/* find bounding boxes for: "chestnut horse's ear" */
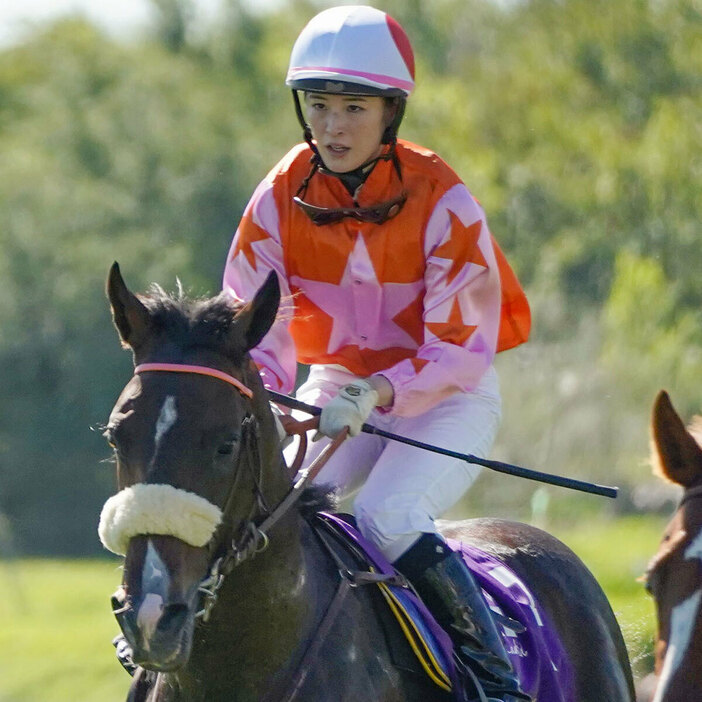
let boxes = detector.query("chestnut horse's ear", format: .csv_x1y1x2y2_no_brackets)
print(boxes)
232,270,280,354
651,390,702,488
106,262,152,350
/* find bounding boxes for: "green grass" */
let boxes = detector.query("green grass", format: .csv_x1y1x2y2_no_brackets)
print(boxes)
0,514,665,700
548,513,666,679
0,558,129,702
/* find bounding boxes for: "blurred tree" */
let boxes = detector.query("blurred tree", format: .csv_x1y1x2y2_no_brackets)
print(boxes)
152,0,194,53
0,0,698,553
602,251,702,416
0,15,295,554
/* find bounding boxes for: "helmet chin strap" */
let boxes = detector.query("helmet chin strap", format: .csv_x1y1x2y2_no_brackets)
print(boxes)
292,90,319,157
320,159,379,198
382,97,405,144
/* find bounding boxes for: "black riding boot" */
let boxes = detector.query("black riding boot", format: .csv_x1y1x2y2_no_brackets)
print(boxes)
395,534,531,702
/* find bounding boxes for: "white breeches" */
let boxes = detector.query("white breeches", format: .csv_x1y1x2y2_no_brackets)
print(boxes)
284,364,502,563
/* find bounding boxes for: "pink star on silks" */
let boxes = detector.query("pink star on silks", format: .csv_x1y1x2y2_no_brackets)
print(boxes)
290,236,424,355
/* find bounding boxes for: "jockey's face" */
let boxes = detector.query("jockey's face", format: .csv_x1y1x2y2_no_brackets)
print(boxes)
304,92,387,173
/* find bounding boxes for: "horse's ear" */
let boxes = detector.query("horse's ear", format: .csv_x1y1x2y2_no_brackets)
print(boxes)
651,390,702,488
232,271,280,353
106,262,152,350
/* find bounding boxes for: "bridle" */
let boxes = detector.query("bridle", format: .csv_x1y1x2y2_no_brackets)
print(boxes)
133,361,344,622
127,361,410,701
644,483,702,595
679,483,702,508
645,485,702,700
135,363,254,398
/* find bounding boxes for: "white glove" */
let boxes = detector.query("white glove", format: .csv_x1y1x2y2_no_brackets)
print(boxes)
318,379,379,439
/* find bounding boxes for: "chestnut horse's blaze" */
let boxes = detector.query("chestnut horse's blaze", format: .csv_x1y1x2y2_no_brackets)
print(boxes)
100,263,635,702
644,391,702,702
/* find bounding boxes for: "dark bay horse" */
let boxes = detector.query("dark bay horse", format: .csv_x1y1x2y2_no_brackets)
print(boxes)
100,262,634,701
641,391,702,702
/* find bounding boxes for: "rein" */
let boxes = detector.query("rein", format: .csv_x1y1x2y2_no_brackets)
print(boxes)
197,419,348,622
680,484,702,507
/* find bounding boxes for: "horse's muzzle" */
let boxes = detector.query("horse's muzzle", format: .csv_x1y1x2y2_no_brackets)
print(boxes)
112,587,196,672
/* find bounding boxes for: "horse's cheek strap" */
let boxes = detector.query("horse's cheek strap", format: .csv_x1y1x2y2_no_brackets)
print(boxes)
98,484,223,556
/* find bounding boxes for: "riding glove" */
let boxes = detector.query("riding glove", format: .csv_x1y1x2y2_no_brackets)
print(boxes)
318,379,379,439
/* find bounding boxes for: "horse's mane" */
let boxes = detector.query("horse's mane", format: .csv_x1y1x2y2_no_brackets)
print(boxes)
298,485,338,519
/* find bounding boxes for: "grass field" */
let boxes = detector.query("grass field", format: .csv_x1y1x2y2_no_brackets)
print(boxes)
0,514,665,701
548,514,664,679
0,557,129,702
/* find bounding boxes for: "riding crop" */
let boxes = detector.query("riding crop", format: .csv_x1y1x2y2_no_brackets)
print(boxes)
268,390,618,499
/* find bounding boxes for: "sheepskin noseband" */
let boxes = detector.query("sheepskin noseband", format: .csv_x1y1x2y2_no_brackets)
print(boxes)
99,483,223,556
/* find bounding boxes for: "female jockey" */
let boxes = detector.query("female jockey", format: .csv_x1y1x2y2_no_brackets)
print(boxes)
223,6,531,701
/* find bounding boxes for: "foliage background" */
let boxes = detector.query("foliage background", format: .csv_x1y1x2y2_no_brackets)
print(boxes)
0,0,698,692
0,0,698,556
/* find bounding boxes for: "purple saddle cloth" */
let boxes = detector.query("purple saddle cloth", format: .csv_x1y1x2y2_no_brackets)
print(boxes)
320,514,574,701
447,539,575,701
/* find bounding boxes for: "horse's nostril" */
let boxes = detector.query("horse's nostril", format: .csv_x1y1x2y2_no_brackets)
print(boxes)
157,603,189,634
111,588,130,615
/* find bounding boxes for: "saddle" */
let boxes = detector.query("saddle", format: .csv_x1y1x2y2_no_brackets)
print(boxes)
313,512,575,702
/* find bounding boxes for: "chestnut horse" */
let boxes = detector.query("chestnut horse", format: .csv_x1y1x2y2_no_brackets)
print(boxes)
100,263,635,701
642,391,702,702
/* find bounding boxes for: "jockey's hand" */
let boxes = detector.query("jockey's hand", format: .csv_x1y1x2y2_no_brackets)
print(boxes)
318,379,379,439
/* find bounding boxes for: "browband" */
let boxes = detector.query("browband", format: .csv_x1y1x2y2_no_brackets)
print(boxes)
134,363,253,398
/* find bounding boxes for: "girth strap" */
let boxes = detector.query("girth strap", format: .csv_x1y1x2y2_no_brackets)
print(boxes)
274,516,408,701
275,577,354,702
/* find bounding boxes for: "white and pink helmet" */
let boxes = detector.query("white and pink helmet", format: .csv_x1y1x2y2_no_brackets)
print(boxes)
286,6,415,147
286,5,415,98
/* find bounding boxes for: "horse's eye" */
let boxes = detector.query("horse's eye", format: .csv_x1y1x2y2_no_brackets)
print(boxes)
216,436,239,456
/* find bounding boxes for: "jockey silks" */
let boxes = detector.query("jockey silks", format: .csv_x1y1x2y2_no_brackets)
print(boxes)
223,139,529,418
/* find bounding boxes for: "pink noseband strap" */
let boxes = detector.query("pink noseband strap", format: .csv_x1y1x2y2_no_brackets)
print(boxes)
134,363,253,398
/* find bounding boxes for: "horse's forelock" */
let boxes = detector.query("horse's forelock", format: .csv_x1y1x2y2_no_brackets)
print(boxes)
138,288,294,356
139,288,245,351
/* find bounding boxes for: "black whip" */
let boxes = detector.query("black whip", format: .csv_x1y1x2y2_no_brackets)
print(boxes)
268,390,618,499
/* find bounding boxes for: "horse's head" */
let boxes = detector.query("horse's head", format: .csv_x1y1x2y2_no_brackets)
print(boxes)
645,390,702,701
99,263,284,671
